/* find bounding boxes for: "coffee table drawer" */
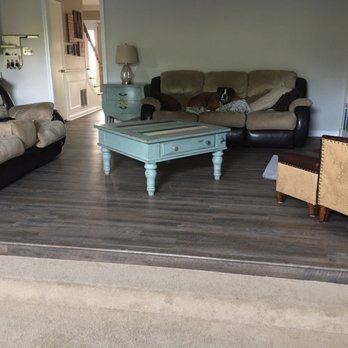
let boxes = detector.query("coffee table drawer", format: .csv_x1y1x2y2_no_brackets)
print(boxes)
161,135,216,157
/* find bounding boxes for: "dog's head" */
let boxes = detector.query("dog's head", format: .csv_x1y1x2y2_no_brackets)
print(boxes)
216,87,236,105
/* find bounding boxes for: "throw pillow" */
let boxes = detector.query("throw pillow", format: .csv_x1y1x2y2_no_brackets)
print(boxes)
273,88,300,111
249,86,291,112
153,93,181,111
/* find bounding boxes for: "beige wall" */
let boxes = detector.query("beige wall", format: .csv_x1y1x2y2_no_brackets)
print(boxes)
102,0,348,135
84,11,100,21
0,0,51,104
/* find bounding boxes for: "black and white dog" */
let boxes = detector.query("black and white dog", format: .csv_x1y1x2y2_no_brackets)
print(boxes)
216,87,236,105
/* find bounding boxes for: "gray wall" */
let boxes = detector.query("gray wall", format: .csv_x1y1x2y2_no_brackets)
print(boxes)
102,0,348,135
0,0,51,104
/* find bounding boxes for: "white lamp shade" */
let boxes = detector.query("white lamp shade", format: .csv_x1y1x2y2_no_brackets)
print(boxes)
116,44,138,64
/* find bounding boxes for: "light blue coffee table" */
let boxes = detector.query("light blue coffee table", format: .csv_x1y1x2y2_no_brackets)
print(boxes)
95,120,229,196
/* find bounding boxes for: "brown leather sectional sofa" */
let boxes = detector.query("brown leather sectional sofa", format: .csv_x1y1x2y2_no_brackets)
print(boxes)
141,70,312,148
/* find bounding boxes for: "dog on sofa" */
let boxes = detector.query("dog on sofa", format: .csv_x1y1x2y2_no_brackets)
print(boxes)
217,87,236,105
187,87,236,111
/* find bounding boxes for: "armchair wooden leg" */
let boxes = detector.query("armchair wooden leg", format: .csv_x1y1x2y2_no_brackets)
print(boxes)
307,203,319,217
319,206,330,222
276,191,286,204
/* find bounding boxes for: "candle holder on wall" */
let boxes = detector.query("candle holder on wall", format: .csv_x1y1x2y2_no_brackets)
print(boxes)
0,34,38,70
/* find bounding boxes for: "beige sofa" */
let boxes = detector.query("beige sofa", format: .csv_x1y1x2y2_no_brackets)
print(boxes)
0,102,66,189
141,70,312,148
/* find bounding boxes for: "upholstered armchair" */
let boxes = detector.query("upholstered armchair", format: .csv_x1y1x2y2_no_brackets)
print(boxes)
276,135,348,222
317,135,348,221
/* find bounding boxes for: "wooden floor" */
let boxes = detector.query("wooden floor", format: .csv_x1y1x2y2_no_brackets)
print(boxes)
0,111,347,283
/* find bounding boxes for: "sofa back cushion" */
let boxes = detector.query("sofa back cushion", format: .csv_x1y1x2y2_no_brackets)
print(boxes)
9,102,54,122
203,71,248,98
247,70,297,97
161,70,204,95
160,71,205,109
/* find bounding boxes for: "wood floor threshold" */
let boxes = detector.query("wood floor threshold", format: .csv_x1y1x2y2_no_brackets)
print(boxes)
1,242,347,285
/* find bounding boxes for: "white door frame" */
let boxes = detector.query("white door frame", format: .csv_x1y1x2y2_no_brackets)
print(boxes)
99,0,108,84
42,0,102,121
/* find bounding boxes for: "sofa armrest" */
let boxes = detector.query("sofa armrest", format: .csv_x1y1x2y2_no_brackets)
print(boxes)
289,98,312,112
293,106,311,147
142,97,161,111
141,97,161,120
141,104,155,120
52,109,65,123
289,98,312,147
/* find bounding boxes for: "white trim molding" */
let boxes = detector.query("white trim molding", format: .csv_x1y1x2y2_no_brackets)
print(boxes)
309,130,339,137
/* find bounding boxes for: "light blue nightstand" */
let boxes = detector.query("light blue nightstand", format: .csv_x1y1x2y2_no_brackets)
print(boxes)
102,84,145,122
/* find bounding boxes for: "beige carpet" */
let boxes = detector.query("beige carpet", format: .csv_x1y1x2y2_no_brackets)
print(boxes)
0,256,347,347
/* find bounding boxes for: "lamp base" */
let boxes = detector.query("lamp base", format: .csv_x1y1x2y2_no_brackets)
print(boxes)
120,63,133,85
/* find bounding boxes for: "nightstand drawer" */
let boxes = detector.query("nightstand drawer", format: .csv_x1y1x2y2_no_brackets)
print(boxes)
112,101,142,114
107,86,144,101
161,135,216,157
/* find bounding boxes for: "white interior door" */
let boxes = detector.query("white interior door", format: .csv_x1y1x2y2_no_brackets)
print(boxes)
46,0,68,119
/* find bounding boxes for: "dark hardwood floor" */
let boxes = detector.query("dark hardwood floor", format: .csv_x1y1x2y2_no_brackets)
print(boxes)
0,111,347,283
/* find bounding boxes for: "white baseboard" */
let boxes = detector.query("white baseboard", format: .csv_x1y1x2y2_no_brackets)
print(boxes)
308,130,339,137
67,106,102,121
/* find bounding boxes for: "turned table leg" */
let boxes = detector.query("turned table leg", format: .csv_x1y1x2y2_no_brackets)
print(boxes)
144,163,157,196
101,147,112,175
212,150,223,180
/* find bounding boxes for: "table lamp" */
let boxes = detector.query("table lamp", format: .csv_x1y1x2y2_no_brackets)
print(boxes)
116,44,138,84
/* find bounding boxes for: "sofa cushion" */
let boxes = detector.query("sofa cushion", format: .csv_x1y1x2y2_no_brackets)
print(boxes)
10,119,37,149
35,120,66,148
203,71,249,98
249,86,291,112
199,112,246,128
0,134,25,164
161,71,204,95
247,70,297,97
0,106,8,119
153,110,198,122
153,93,181,111
246,111,297,131
9,102,54,122
0,122,12,137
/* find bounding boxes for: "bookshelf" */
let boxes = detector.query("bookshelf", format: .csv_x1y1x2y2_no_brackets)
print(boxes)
65,10,85,57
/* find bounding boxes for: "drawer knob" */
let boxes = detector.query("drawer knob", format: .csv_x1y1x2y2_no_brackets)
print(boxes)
171,145,179,152
119,93,127,96
120,106,127,110
205,140,211,146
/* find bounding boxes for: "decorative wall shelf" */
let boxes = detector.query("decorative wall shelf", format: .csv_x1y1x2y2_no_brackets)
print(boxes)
0,34,38,70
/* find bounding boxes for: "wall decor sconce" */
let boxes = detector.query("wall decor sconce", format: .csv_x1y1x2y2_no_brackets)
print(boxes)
0,34,39,70
115,44,138,84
